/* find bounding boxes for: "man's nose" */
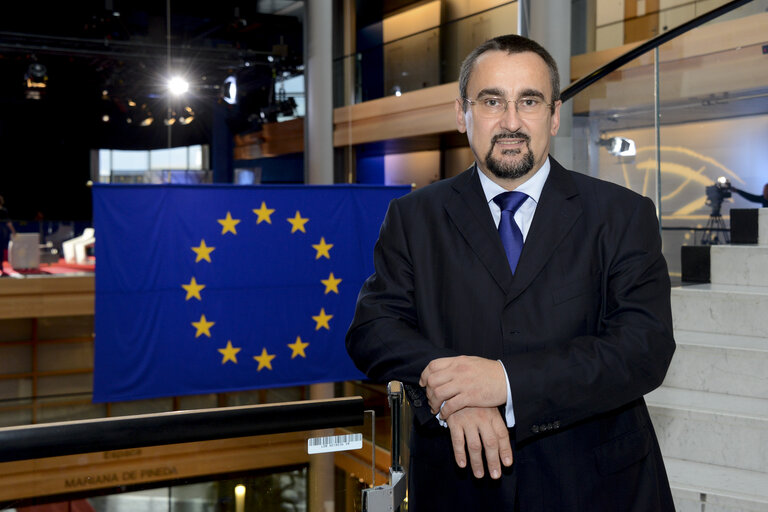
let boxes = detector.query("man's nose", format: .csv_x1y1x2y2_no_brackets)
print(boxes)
499,101,523,130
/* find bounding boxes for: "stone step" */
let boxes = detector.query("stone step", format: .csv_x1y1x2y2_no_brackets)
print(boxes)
646,387,768,473
671,283,768,337
665,457,768,512
664,330,768,399
711,245,768,287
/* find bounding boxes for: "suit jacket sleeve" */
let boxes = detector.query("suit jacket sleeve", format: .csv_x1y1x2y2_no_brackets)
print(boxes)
501,195,675,443
346,197,458,424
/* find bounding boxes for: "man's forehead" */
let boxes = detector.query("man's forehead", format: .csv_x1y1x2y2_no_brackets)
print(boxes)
467,50,550,95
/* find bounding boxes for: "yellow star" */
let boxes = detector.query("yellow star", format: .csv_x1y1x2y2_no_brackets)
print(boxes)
312,308,333,331
218,340,241,364
312,237,334,260
321,272,342,294
218,211,241,235
252,201,275,224
191,314,215,338
287,336,309,359
191,239,215,263
287,211,309,233
254,347,276,371
182,277,205,301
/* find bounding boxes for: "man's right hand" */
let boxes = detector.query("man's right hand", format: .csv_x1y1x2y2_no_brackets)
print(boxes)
445,406,513,479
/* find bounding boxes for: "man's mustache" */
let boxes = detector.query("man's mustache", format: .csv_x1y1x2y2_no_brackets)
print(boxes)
491,131,530,146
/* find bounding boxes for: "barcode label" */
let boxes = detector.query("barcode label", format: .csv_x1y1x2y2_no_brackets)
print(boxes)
307,433,363,454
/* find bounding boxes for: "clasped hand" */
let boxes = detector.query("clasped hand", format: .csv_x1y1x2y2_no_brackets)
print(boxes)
419,355,507,418
419,355,513,479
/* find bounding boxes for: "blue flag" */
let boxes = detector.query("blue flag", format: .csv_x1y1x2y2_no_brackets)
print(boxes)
92,184,408,402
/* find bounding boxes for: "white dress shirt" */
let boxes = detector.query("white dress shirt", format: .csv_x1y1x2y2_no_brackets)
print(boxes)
437,158,550,428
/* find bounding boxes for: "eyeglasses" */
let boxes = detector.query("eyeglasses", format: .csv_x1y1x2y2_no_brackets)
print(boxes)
463,96,553,119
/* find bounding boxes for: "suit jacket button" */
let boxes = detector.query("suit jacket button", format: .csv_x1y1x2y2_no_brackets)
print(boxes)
531,425,539,434
553,421,560,429
412,399,422,407
541,424,549,431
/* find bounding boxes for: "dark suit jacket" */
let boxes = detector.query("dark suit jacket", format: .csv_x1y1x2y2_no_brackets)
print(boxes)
346,158,676,511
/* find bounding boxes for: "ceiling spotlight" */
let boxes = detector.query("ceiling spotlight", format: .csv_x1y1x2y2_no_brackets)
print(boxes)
139,105,154,126
168,76,190,95
598,136,636,157
25,62,48,89
178,106,195,125
222,75,237,105
102,114,110,122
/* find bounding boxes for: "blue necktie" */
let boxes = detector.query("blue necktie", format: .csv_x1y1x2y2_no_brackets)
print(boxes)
493,191,528,274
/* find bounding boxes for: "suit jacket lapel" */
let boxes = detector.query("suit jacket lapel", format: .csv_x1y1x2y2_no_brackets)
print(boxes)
444,165,513,293
507,158,582,303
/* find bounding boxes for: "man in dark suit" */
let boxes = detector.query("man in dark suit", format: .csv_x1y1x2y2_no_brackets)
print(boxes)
346,34,675,511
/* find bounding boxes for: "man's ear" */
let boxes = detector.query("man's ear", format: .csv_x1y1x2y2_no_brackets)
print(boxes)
550,100,562,137
455,98,467,134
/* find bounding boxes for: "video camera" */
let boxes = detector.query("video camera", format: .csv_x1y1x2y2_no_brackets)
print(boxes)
705,177,731,216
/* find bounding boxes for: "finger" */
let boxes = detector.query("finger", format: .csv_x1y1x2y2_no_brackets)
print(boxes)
491,416,514,466
425,386,443,414
428,396,441,414
478,421,501,479
448,421,467,469
422,368,458,394
420,357,457,386
464,425,485,478
438,393,468,420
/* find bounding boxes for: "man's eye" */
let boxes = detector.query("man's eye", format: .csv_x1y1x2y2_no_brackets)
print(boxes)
483,98,502,108
520,98,540,107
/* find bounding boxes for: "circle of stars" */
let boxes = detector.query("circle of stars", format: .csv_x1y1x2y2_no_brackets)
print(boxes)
181,201,342,374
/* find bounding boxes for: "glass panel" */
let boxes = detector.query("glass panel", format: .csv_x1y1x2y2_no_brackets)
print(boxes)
99,149,112,181
570,56,659,186
571,0,768,281
188,145,204,170
277,74,305,121
340,1,518,106
588,0,767,52
441,2,519,84
656,3,768,275
150,147,189,171
111,150,148,172
0,401,378,512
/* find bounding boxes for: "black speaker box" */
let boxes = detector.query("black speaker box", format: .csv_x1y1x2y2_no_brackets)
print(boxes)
731,208,758,244
681,245,710,283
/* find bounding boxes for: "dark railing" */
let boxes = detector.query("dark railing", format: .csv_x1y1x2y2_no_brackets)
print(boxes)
0,396,364,463
561,0,753,102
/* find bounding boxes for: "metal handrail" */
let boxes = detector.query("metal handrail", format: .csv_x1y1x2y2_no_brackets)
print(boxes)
0,396,364,463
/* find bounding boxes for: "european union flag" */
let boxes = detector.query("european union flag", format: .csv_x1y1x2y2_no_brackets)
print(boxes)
93,184,408,402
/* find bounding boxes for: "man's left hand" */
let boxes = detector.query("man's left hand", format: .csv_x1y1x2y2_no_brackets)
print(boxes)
419,355,507,420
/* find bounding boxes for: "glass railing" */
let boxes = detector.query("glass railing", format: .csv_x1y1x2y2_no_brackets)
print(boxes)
0,393,410,511
588,0,758,52
565,0,768,281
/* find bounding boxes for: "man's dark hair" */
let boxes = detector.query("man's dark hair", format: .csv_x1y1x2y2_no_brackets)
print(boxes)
459,34,560,113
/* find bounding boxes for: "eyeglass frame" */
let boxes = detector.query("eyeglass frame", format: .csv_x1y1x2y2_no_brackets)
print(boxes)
461,95,556,118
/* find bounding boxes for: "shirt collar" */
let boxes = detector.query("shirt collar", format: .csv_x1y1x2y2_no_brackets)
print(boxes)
477,157,551,205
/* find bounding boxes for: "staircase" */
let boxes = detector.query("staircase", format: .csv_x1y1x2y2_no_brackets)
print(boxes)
647,209,768,511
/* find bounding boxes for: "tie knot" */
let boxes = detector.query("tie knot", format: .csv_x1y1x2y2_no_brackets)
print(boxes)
493,191,528,214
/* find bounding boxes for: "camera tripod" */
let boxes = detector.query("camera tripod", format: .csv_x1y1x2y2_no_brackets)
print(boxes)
699,212,730,245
